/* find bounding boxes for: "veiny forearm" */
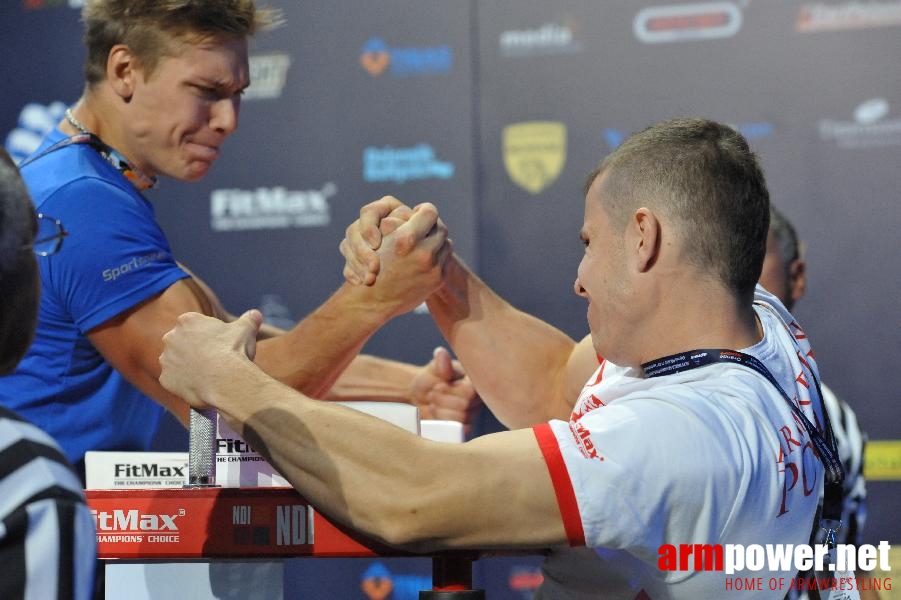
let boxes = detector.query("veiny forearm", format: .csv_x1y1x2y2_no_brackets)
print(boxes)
210,357,563,552
426,257,580,427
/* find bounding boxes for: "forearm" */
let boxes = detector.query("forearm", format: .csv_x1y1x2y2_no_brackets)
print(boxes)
253,283,393,398
426,256,581,427
208,356,562,551
324,354,420,402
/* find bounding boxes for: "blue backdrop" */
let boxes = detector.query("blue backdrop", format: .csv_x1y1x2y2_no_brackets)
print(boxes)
3,1,899,597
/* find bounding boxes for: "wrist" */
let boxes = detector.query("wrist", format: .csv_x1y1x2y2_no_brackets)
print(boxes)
427,254,468,317
199,354,263,419
336,281,402,325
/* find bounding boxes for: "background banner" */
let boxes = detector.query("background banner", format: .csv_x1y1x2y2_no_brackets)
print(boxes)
3,1,898,596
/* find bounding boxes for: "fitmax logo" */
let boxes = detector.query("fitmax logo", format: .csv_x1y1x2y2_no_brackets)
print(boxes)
114,464,185,478
218,438,255,454
359,38,453,78
91,509,184,532
210,184,336,231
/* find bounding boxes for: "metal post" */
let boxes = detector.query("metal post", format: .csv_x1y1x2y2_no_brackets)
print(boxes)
186,407,218,487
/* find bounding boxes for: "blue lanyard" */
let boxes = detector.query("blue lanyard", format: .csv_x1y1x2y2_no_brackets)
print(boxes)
642,348,844,524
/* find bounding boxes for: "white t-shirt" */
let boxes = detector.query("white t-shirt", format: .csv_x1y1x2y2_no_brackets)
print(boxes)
533,288,826,599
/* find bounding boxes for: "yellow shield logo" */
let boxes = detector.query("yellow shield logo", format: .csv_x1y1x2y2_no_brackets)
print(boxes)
503,121,567,194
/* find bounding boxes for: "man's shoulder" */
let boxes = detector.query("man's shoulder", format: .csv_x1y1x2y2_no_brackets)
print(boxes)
20,133,135,207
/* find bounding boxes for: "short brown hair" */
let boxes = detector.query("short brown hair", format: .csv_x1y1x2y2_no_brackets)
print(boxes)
82,0,282,85
585,118,770,302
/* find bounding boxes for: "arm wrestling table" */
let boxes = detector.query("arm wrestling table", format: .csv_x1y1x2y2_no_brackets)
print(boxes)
85,487,483,598
85,405,486,599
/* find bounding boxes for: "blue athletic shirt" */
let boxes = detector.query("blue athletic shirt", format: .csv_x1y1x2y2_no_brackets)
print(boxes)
0,128,189,471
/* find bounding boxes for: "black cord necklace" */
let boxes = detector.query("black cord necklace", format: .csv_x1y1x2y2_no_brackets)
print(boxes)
63,108,157,190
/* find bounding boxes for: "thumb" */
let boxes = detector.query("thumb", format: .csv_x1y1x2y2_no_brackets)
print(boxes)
432,346,454,381
236,309,263,361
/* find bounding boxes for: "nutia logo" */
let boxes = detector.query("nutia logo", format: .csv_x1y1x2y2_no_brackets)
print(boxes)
359,38,453,78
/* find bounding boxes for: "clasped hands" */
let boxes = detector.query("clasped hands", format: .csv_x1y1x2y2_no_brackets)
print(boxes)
339,196,453,316
159,197,478,424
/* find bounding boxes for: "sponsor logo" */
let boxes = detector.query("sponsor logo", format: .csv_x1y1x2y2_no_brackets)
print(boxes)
603,128,627,151
508,566,544,592
110,462,187,487
114,464,185,478
210,183,335,231
499,20,583,57
602,121,772,151
102,251,170,282
360,562,431,600
797,1,901,32
568,420,600,460
657,541,892,594
818,97,901,148
217,437,267,462
359,37,453,78
864,439,901,480
92,508,184,532
245,53,291,100
735,121,775,140
634,1,743,44
229,502,313,547
571,393,605,422
91,508,184,543
502,121,567,194
4,101,67,164
276,504,313,545
363,144,455,183
23,0,83,9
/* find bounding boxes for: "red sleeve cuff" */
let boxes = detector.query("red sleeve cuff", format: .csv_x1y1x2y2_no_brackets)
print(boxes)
533,423,586,546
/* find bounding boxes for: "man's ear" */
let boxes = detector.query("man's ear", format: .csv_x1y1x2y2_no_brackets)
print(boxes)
107,44,140,102
633,207,661,272
788,258,807,306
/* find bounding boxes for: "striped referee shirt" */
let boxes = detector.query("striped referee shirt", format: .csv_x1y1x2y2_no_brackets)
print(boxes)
0,406,95,600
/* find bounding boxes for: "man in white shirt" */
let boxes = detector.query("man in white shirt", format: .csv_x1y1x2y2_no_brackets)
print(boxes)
157,118,833,599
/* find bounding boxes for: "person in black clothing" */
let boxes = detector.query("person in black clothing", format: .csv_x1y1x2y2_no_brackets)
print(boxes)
0,148,95,599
